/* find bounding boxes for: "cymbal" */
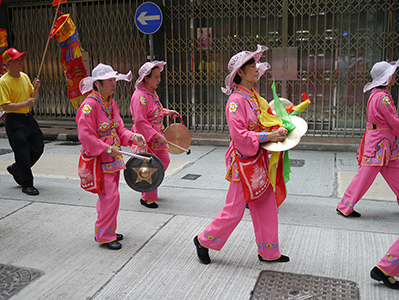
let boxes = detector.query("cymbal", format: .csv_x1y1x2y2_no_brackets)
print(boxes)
290,115,308,137
164,123,191,154
124,153,165,192
261,128,301,152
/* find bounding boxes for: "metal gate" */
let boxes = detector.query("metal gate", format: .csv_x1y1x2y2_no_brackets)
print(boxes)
4,0,399,137
164,0,399,137
6,0,147,119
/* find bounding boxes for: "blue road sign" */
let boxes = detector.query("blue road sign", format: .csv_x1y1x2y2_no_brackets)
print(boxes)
135,2,163,35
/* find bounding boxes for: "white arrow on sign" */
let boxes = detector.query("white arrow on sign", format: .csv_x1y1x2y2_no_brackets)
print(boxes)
137,11,161,25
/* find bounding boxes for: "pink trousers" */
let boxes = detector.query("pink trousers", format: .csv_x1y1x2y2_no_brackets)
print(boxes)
95,171,120,243
141,148,170,202
337,159,399,215
377,238,399,277
198,180,281,260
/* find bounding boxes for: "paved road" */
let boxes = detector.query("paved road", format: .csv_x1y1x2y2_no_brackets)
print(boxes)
0,138,398,299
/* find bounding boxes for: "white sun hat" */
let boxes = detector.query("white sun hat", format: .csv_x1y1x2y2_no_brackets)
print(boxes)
221,44,269,95
256,61,271,80
135,60,167,88
363,59,399,92
79,63,132,95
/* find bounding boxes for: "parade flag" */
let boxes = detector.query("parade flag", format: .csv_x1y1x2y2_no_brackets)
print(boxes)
0,29,7,75
52,0,67,6
268,80,297,206
50,14,88,113
290,93,311,116
271,80,296,133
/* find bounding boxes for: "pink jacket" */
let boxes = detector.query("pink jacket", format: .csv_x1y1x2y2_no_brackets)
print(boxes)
360,87,399,166
130,82,169,150
76,91,134,172
225,86,270,181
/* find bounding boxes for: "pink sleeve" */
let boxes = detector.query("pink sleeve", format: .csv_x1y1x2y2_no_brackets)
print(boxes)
76,100,109,157
375,94,399,136
226,96,260,157
130,92,159,142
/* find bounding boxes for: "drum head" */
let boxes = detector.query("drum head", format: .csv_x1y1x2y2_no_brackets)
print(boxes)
124,153,165,192
164,123,191,154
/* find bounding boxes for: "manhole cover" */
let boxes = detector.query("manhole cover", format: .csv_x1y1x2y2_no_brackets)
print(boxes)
0,149,13,156
182,174,201,180
290,159,305,167
0,264,43,300
250,270,359,300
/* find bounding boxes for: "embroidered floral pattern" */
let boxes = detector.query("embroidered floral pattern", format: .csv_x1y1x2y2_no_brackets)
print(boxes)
102,156,124,172
341,199,354,210
257,132,269,143
386,251,399,267
361,138,399,166
82,104,92,115
139,95,147,105
204,231,221,242
382,95,391,105
257,242,279,250
229,102,238,113
95,227,104,234
100,122,110,131
248,121,257,131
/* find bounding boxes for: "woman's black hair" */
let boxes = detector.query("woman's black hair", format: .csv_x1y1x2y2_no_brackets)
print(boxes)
233,58,256,84
92,80,103,91
146,66,160,79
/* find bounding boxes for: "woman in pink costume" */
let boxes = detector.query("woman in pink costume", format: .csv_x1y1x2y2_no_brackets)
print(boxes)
130,61,180,209
336,60,399,217
77,63,146,250
371,238,399,289
193,45,289,264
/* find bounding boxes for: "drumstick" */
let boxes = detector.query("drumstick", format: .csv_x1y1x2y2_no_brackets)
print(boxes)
166,140,191,155
120,151,153,162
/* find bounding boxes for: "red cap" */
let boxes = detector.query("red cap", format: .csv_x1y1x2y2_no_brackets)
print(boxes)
2,48,27,63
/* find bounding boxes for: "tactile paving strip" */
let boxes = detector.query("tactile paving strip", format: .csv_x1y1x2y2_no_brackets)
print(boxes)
0,264,43,300
250,270,359,300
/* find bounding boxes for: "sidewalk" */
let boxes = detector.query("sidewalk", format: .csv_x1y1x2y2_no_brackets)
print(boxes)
0,128,397,300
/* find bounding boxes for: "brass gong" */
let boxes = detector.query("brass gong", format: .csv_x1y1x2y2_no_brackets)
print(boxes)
164,123,191,154
124,153,165,192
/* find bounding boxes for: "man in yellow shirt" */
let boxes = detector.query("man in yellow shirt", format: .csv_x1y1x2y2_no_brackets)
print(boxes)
0,48,44,195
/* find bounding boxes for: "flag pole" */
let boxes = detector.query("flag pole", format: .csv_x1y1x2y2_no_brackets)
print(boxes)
36,0,62,79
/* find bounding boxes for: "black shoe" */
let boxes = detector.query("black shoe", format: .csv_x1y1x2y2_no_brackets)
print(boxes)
22,186,39,196
140,199,158,208
258,254,290,263
103,240,122,250
371,266,399,289
193,236,211,264
95,234,123,242
336,208,361,217
7,165,22,186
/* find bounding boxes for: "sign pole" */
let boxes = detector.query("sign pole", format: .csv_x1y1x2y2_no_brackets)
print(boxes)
135,2,163,61
149,34,154,61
